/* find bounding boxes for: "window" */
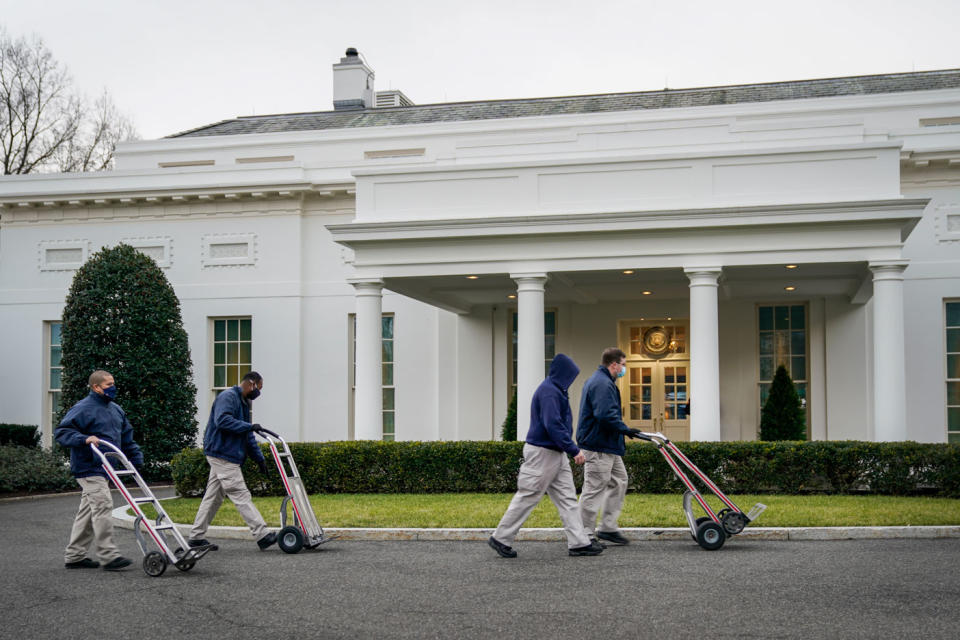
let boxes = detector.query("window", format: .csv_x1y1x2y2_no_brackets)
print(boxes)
947,302,960,443
758,304,808,422
47,322,63,435
212,318,252,395
350,313,396,441
509,310,557,394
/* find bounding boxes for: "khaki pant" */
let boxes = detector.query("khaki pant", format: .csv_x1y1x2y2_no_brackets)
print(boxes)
64,475,120,564
190,456,268,540
493,444,591,549
579,450,629,535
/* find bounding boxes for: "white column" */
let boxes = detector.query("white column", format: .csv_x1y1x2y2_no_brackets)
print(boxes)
352,279,383,440
870,262,908,441
512,273,548,442
685,268,722,441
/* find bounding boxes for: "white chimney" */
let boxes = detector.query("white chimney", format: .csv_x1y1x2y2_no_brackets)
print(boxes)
333,48,375,111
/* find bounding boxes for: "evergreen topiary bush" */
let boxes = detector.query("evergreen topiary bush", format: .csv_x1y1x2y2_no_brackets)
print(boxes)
760,365,806,441
500,391,517,441
59,244,198,481
0,424,40,448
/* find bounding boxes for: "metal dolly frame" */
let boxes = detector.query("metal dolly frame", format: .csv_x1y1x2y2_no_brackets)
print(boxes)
633,431,767,550
255,427,337,553
91,441,213,576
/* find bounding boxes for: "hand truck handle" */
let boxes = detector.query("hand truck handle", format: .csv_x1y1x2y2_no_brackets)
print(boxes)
253,425,280,438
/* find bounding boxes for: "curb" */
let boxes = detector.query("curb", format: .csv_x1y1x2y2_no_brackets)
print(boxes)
0,485,175,503
110,506,960,542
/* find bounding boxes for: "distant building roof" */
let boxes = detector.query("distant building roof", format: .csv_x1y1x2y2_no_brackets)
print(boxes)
169,68,960,138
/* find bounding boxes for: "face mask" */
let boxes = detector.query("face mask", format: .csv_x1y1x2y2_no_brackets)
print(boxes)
102,385,118,400
246,388,261,401
616,365,626,378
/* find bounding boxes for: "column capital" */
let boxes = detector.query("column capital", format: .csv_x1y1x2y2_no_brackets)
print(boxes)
869,261,908,281
347,278,384,294
684,267,722,287
510,273,549,291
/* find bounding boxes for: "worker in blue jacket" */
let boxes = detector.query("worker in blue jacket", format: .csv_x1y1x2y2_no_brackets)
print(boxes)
577,347,643,546
56,369,143,571
188,371,277,551
489,353,603,558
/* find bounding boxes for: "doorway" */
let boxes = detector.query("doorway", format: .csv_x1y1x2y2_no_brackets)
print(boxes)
618,320,691,441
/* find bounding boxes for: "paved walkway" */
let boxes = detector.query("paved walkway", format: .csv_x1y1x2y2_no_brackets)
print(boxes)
3,490,960,639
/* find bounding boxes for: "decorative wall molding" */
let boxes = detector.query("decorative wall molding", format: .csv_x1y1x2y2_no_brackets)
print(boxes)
934,204,960,244
201,233,258,268
122,236,173,268
38,239,90,272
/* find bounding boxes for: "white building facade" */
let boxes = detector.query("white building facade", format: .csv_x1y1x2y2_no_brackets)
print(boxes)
2,53,959,447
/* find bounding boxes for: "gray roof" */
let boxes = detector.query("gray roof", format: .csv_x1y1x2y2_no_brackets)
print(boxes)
169,68,960,138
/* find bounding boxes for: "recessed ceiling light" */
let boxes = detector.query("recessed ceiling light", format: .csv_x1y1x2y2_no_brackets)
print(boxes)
785,265,798,269
642,291,652,295
639,317,645,321
507,294,516,299
623,270,634,274
667,317,672,321
785,286,796,291
466,275,479,280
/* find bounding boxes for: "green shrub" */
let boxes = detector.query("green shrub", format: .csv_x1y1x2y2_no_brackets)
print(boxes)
760,365,806,440
0,445,75,493
170,440,960,498
0,424,40,448
500,392,517,441
59,244,198,482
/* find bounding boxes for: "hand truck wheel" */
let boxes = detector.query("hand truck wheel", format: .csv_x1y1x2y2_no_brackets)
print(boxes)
691,516,712,541
278,525,304,554
143,551,167,577
175,560,196,572
695,520,726,551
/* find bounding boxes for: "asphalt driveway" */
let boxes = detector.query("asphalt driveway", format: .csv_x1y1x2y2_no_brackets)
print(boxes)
2,490,959,640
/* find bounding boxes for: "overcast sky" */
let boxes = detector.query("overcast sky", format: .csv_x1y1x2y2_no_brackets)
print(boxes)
3,0,959,140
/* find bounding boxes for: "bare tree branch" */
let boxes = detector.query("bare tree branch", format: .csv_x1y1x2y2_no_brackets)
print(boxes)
0,27,138,174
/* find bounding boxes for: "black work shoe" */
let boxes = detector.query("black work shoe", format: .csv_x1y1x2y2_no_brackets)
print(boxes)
569,541,605,556
189,538,219,551
257,532,278,550
65,558,99,569
102,557,132,571
488,536,517,558
590,537,608,549
597,530,631,545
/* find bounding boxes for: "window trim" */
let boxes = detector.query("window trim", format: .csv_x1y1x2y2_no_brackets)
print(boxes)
946,299,960,443
755,302,810,438
507,308,558,397
210,316,253,399
348,312,396,441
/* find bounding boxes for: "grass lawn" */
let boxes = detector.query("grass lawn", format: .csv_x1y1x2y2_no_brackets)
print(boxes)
142,493,960,528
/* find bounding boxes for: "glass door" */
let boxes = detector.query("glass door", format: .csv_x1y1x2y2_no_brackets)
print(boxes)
623,361,690,440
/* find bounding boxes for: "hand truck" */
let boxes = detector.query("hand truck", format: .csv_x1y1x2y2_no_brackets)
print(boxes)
91,440,214,576
254,427,338,553
632,431,767,550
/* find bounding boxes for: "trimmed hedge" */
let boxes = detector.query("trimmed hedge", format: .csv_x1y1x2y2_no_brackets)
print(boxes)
0,424,40,448
171,440,960,498
0,445,75,493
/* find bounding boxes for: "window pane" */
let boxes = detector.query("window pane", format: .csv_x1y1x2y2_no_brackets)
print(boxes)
227,366,239,387
382,411,395,435
759,357,774,381
676,369,686,384
239,342,252,364
227,319,238,341
544,335,556,359
50,368,62,389
382,316,393,339
759,307,773,331
775,306,790,330
51,323,62,344
544,311,556,335
630,405,641,420
948,407,960,431
240,319,252,341
383,388,395,411
50,345,62,367
949,432,960,444
227,343,239,364
791,331,806,355
214,343,226,365
629,368,642,384
775,331,790,363
759,383,771,407
239,364,251,379
948,381,960,406
383,364,393,385
382,340,393,363
759,332,773,355
630,387,641,402
642,387,651,402
947,302,960,328
948,354,960,380
214,366,226,388
948,328,960,353
792,356,807,381
791,305,805,330
215,320,225,341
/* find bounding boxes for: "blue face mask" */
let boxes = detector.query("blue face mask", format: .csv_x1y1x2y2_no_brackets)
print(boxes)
102,385,118,400
616,365,626,378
